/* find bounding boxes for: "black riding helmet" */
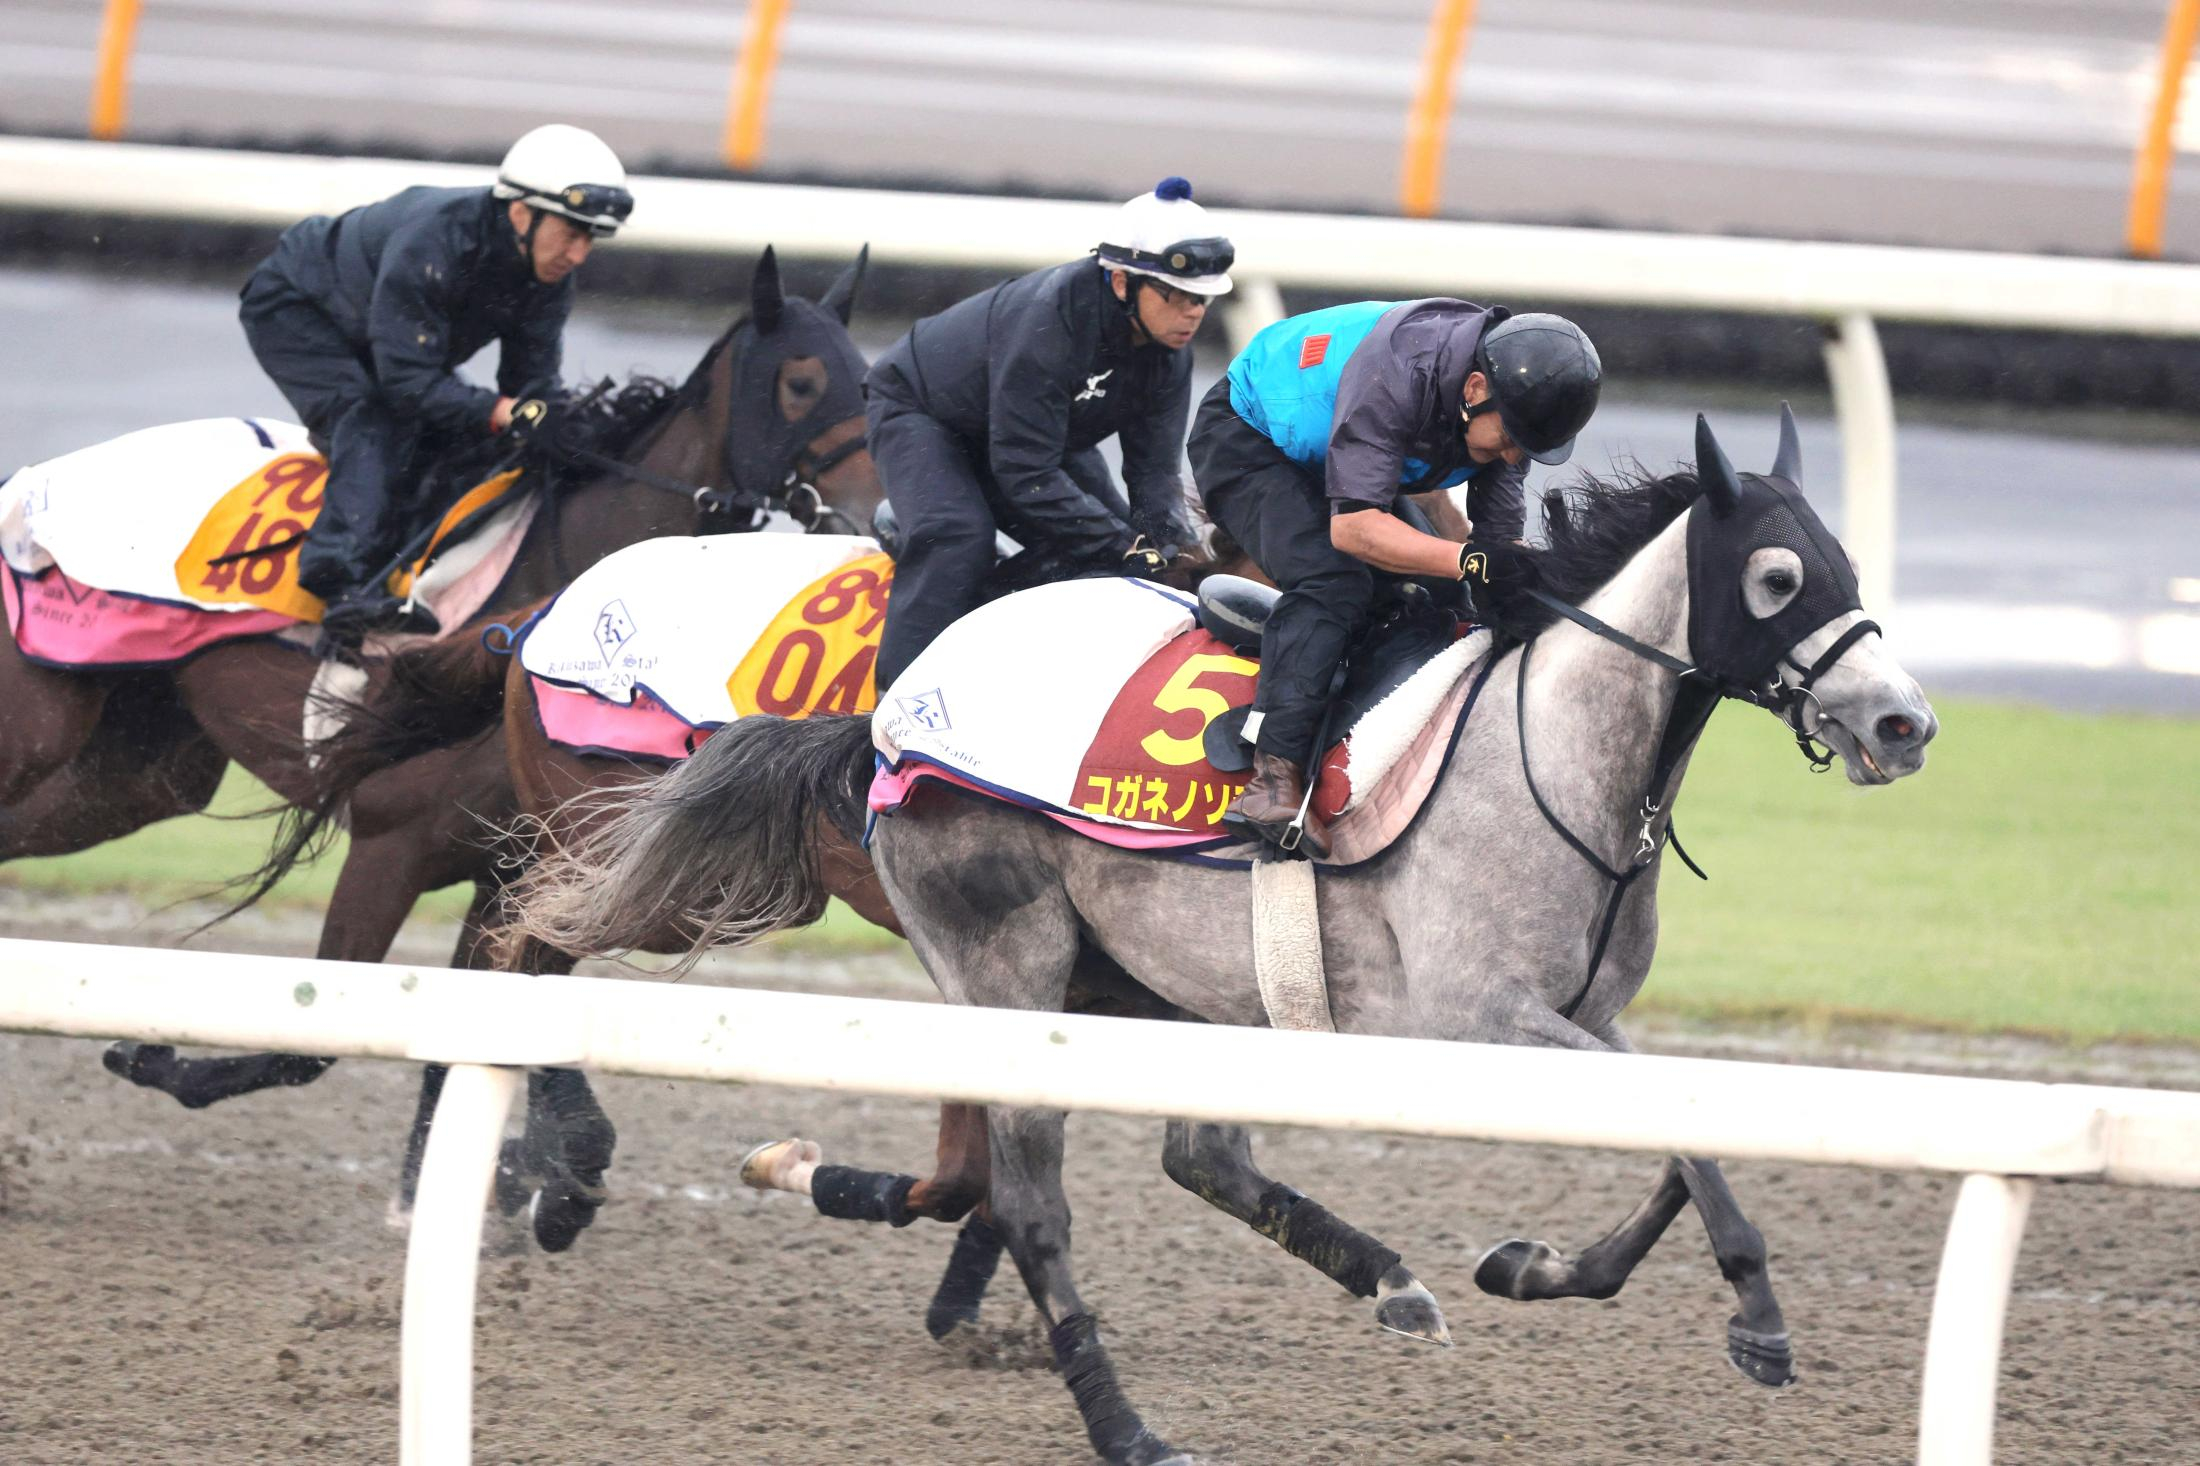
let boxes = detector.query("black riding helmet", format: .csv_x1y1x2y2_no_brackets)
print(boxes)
1467,313,1602,466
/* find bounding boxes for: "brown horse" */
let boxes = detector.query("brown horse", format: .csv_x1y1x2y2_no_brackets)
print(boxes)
86,250,882,1194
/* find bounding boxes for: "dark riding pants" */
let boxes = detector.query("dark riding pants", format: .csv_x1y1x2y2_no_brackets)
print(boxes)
239,268,450,604
1191,380,1375,764
870,377,1126,689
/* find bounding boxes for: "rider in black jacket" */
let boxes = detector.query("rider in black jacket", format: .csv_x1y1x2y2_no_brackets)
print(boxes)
869,177,1235,686
238,124,633,645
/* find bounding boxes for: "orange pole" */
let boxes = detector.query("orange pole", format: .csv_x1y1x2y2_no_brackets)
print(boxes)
1399,0,1478,219
89,0,144,141
723,0,792,172
2127,0,2200,258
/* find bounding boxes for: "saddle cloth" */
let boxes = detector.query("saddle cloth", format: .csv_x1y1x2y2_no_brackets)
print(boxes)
870,577,1494,867
0,417,536,668
518,533,892,759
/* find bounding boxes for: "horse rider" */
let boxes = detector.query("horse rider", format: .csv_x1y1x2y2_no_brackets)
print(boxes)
869,176,1234,687
238,123,634,653
1193,302,1603,856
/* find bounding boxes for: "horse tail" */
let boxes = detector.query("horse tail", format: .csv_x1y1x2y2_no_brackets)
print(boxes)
499,712,876,970
219,616,526,921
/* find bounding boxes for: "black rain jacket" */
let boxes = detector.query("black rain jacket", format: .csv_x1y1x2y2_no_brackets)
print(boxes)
869,258,1195,559
256,186,572,437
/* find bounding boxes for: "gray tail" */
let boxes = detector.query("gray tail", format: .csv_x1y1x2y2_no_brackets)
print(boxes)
498,713,877,971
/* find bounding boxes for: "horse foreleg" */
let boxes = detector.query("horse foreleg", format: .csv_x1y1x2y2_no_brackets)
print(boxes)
1473,1155,1692,1302
1679,1157,1795,1386
1480,1155,1794,1387
1161,1119,1450,1346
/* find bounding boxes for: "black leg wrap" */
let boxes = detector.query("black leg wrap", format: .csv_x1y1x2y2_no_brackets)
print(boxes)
1049,1312,1169,1466
925,1215,1004,1340
809,1164,919,1226
1253,1181,1400,1299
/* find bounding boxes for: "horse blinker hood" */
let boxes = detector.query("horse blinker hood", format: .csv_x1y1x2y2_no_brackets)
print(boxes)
1684,408,1863,691
724,246,871,505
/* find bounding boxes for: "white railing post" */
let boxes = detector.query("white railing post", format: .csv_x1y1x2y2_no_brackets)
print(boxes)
1225,276,1286,356
1918,1172,2035,1465
1821,310,1898,622
400,1062,521,1466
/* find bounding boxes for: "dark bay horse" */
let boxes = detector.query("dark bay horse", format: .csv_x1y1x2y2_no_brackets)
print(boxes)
83,251,880,1186
230,523,1261,1250
498,410,1938,1462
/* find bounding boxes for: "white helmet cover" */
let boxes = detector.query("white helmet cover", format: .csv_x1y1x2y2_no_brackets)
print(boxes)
1096,177,1234,297
493,124,634,237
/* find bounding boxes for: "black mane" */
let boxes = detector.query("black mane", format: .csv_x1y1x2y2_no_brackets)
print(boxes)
1491,463,1704,641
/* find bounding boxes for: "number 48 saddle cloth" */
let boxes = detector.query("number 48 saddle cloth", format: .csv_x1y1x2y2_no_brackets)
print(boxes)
0,417,536,669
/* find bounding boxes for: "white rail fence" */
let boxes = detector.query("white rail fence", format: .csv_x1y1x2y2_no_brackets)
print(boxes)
9,137,2200,618
5,937,2199,1465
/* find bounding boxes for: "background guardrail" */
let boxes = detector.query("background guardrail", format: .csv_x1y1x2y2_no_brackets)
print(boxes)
6,937,2199,1465
8,136,2200,616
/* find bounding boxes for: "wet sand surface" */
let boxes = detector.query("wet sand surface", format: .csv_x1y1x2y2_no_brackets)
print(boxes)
2,895,2195,1464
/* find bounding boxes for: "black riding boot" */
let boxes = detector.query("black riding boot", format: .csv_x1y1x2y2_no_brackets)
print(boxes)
1224,750,1330,858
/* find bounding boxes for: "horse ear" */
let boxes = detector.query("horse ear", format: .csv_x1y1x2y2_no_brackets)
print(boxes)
750,246,785,334
1770,400,1803,484
1695,414,1743,517
820,243,868,327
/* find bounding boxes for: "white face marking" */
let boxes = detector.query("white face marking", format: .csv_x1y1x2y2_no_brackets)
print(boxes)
1742,546,1804,620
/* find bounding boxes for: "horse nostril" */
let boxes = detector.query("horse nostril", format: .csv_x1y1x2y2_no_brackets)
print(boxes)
1877,714,1915,745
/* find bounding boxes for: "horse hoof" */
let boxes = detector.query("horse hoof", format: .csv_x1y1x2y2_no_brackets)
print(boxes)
1473,1237,1558,1300
1374,1285,1453,1347
738,1137,820,1193
926,1299,983,1343
103,1042,174,1089
1727,1321,1798,1388
530,1173,606,1255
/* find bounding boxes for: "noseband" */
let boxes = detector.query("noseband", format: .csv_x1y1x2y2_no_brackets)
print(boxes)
564,414,867,531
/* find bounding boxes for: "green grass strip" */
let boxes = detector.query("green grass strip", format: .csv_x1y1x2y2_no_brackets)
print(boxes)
1,697,2192,1039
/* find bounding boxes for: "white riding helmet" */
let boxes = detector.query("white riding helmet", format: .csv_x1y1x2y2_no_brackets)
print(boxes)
1095,177,1234,297
493,124,635,238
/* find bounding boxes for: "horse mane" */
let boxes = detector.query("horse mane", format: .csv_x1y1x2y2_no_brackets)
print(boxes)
1493,463,1705,641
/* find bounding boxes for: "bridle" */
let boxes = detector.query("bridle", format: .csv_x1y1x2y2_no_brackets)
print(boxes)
561,414,867,532
1496,582,1881,1024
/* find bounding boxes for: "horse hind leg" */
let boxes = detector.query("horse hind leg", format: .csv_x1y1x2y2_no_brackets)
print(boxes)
1161,1119,1451,1347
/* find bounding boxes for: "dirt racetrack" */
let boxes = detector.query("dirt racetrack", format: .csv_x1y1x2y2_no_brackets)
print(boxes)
3,899,2196,1465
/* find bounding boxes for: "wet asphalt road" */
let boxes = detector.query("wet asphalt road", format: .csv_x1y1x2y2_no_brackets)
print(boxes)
3,263,2197,712
8,0,2200,257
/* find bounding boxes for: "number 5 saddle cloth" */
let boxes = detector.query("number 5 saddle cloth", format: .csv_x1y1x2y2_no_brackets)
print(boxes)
515,533,891,763
870,576,1496,870
0,417,534,669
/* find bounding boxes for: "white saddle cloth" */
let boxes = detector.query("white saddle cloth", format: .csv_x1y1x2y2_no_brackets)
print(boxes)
519,532,883,725
1,417,315,609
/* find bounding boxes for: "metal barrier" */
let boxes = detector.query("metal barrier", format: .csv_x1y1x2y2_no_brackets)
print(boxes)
10,138,2200,618
5,937,2198,1465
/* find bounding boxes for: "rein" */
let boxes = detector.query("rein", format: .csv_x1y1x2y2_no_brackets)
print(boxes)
563,429,865,530
1502,584,1880,1022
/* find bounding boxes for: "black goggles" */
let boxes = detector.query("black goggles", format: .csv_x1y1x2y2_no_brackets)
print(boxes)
531,182,636,236
1100,235,1235,279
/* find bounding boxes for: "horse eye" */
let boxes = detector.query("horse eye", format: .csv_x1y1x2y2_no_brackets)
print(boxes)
1765,569,1799,595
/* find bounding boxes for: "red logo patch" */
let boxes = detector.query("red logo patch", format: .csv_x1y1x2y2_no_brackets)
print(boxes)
1298,333,1330,369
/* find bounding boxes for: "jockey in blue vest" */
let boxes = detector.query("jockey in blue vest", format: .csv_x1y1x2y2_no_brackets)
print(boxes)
1191,301,1602,856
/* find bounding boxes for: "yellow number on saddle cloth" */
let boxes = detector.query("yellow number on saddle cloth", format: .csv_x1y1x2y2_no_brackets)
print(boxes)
172,453,331,619
174,456,527,621
1073,633,1259,829
727,552,895,718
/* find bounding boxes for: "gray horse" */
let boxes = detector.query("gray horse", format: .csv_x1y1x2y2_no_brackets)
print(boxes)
505,409,1936,1465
